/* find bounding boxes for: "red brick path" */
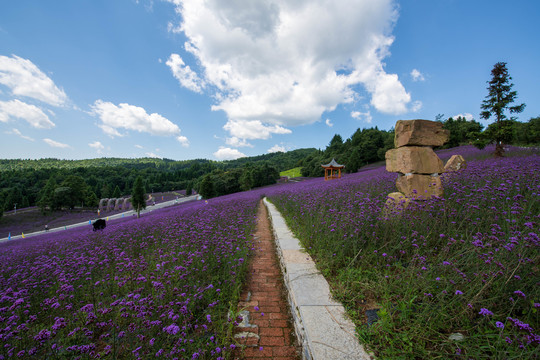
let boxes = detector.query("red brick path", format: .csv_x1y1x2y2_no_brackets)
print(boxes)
234,201,301,360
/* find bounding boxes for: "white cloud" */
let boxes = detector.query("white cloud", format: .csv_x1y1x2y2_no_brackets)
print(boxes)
223,119,291,140
90,100,188,143
0,99,55,128
89,141,105,153
452,113,474,121
410,69,425,82
166,0,410,140
351,110,372,123
226,136,254,148
325,118,333,127
0,55,68,106
8,128,34,141
145,152,162,158
135,144,144,149
166,54,205,93
268,144,286,153
213,146,246,160
411,100,423,112
176,135,190,147
43,138,70,148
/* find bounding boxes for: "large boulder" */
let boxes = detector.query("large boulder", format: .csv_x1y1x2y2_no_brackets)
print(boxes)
385,146,444,174
394,120,449,148
396,173,443,199
444,155,467,172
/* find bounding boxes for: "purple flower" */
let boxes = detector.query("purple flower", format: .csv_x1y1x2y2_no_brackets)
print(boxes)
479,308,493,317
455,290,463,295
163,324,180,335
496,321,504,329
513,290,526,298
206,314,212,323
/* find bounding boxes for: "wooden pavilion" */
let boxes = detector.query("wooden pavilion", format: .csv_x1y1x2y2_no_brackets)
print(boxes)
321,159,345,180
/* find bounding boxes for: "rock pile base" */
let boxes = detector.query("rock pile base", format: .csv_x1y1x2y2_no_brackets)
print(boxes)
385,119,449,213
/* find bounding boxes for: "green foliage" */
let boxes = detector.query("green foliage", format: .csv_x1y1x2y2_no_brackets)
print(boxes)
512,116,540,145
300,127,394,176
3,186,23,213
185,180,193,196
479,62,526,156
239,167,254,191
440,116,484,148
199,174,214,199
37,175,57,213
112,185,122,198
60,175,88,209
131,176,146,218
0,149,317,210
280,167,302,178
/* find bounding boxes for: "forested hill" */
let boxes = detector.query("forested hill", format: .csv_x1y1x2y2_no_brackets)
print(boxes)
0,148,316,173
0,148,317,212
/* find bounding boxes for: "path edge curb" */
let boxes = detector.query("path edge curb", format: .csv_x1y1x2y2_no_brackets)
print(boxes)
263,197,373,360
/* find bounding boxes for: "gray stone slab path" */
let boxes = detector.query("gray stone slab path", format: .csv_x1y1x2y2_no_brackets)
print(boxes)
263,198,373,360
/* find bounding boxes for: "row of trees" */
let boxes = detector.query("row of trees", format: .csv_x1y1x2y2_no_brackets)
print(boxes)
197,163,280,199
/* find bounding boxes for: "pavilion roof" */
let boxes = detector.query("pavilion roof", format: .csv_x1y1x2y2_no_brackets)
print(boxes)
321,158,345,168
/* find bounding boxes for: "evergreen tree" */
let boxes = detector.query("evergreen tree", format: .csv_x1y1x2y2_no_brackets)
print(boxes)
132,176,146,218
199,174,214,199
38,175,57,213
239,168,254,191
85,189,99,208
112,185,122,198
185,181,193,196
61,175,88,209
480,62,525,156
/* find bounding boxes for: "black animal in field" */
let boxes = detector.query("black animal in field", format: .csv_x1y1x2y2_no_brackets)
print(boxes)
93,219,106,231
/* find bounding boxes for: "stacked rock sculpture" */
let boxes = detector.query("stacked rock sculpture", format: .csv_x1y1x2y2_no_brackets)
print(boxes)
385,120,449,209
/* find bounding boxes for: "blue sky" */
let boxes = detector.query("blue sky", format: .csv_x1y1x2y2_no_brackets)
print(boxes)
1,0,538,161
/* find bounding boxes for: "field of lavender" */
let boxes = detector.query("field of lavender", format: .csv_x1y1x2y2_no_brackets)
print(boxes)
269,145,539,359
0,192,261,359
1,145,538,359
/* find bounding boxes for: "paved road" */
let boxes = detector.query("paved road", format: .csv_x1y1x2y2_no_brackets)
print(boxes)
0,195,199,243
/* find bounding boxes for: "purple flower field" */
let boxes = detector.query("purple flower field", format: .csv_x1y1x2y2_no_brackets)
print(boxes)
1,144,538,359
0,193,261,359
268,145,539,358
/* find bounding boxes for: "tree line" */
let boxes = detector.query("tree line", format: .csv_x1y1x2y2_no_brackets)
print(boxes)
0,149,315,214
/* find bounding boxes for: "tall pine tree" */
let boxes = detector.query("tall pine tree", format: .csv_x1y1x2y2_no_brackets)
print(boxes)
131,176,146,218
480,62,525,156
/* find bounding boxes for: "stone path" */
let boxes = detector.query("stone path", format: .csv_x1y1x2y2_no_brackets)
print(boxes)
234,200,301,360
